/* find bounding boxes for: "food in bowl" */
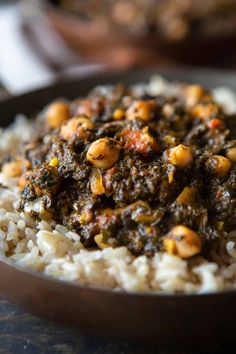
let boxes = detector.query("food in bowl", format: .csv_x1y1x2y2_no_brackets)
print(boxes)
0,76,235,293
51,0,236,42
45,0,236,68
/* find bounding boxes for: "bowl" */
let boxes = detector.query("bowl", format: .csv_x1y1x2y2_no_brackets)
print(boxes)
42,0,236,68
0,68,236,346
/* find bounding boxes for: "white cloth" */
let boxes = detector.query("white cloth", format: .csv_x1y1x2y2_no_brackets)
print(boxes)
0,4,103,95
0,5,55,94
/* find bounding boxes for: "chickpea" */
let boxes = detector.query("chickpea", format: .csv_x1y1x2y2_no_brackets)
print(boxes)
60,116,94,141
126,100,155,121
168,144,193,168
206,155,231,178
163,225,202,259
190,103,218,121
226,147,236,162
46,101,70,129
86,138,121,169
184,85,205,107
162,103,174,117
2,161,22,178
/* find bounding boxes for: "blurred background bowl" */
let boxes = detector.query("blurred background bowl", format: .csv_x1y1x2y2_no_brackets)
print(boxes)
43,0,236,69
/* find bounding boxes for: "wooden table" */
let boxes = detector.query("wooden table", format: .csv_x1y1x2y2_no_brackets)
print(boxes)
0,296,235,354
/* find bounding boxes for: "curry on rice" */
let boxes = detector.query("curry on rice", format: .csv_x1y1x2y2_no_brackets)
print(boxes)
3,80,235,263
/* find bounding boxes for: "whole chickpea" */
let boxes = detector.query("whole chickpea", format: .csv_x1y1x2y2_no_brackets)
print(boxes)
126,100,155,121
226,147,236,163
46,101,70,129
168,144,193,168
190,103,218,121
2,161,22,178
206,155,231,178
163,225,202,259
86,138,121,169
184,85,205,107
60,116,94,141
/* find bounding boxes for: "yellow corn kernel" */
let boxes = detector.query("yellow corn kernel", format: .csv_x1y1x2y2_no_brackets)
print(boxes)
49,157,59,167
113,108,125,120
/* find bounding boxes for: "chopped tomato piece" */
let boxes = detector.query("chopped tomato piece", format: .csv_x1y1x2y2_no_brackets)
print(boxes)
208,118,221,129
119,129,159,155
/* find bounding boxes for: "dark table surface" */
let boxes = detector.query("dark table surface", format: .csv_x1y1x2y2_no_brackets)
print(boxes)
0,296,235,354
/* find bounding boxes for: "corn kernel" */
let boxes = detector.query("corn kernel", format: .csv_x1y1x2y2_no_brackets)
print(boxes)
49,157,59,167
113,108,125,120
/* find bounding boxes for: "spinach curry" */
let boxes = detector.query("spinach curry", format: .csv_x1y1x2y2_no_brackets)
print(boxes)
9,82,235,259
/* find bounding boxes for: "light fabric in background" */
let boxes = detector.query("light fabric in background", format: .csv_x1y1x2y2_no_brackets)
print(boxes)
0,4,103,95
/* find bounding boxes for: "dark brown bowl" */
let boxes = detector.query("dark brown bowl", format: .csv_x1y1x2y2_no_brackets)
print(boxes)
0,68,236,347
41,1,236,68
